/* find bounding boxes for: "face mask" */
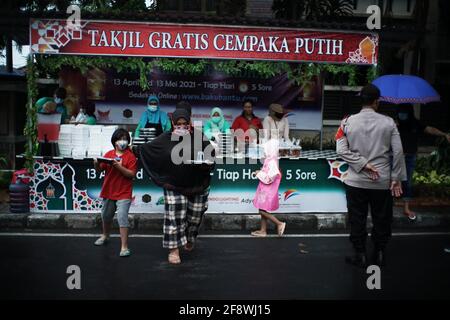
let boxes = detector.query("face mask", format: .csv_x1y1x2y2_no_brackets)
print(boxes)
212,116,221,124
54,98,63,104
398,112,409,121
275,112,284,119
148,105,158,112
116,140,129,150
173,125,190,136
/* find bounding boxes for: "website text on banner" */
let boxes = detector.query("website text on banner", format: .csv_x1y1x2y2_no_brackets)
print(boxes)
60,68,323,130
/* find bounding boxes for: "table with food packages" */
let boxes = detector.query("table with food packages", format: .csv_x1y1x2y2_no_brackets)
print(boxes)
24,124,349,213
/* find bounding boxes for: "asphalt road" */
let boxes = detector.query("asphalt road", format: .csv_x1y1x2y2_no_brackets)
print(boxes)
0,232,449,300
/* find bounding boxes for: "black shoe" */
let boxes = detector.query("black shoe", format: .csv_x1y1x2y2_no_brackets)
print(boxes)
372,249,386,267
345,252,367,268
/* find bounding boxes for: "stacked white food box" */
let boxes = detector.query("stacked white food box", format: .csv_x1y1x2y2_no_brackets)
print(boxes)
58,125,75,157
58,125,119,158
87,125,105,158
278,138,302,158
71,124,90,158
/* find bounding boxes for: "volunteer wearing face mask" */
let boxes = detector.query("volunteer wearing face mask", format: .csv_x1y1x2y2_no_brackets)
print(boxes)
396,104,450,221
134,95,171,138
36,97,57,114
71,101,97,125
262,103,290,141
138,108,215,265
84,101,97,125
203,107,231,141
54,87,70,124
93,128,137,257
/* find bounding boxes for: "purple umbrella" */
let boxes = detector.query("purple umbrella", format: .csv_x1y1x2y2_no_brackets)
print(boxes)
372,74,440,104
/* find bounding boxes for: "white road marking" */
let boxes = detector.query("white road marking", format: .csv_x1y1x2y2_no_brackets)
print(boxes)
0,232,449,238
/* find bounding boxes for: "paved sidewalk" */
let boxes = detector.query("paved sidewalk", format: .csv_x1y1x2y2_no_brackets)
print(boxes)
0,204,449,232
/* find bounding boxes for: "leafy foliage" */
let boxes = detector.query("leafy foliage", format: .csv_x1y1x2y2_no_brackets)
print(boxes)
24,55,39,173
35,55,366,88
272,0,354,20
413,136,450,198
415,136,450,176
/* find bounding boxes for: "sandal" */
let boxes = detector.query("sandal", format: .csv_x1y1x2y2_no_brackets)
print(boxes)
120,248,131,257
168,251,181,264
251,230,267,237
277,222,286,237
94,236,109,246
403,211,417,221
184,242,195,252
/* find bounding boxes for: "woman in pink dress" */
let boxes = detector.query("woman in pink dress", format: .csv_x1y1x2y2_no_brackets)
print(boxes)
251,139,286,237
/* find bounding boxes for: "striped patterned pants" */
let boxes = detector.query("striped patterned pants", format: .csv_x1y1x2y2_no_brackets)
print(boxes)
163,188,210,249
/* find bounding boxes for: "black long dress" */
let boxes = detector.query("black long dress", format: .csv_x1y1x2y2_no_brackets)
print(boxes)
138,129,215,196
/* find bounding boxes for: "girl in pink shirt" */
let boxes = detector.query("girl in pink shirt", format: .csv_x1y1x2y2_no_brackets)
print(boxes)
252,139,286,237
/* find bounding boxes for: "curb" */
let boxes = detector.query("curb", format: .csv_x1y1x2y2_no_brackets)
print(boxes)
0,209,449,232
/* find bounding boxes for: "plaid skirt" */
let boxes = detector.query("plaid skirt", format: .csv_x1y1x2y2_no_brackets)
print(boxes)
163,187,210,249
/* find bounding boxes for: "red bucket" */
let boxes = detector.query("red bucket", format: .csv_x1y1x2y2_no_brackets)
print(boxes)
37,113,62,142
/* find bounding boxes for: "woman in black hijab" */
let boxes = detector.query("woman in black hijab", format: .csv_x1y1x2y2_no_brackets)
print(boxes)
139,108,215,264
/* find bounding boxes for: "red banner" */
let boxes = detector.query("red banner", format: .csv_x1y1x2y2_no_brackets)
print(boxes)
30,19,378,65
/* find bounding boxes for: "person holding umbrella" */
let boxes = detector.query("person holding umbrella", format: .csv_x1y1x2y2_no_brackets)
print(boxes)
396,104,450,220
372,75,449,221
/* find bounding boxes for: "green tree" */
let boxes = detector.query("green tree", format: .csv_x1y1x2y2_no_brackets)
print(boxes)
216,0,246,17
272,0,354,21
0,0,153,54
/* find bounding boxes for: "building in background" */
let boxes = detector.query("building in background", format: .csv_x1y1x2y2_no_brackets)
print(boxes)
0,0,447,167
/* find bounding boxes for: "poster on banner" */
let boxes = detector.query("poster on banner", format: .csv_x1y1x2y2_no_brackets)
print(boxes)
29,158,348,214
60,68,324,131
